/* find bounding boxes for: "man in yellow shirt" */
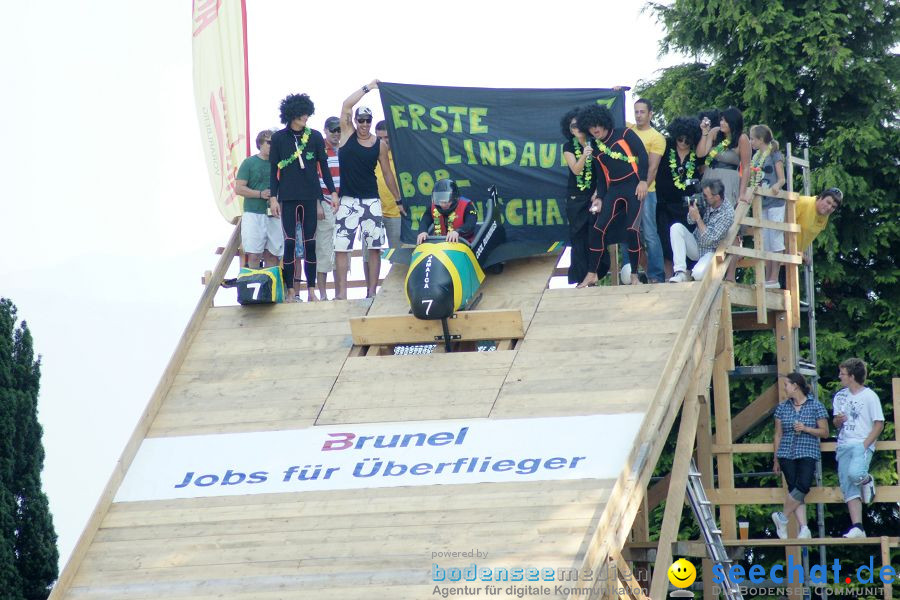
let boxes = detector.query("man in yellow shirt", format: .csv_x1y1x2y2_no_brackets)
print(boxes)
796,187,842,255
628,99,667,283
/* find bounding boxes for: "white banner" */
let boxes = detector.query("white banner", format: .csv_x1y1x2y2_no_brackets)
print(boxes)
115,415,643,502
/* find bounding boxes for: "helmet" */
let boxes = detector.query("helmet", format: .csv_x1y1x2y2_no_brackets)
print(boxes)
432,178,459,205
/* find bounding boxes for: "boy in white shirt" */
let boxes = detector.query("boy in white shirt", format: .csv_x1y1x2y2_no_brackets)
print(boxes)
832,357,884,538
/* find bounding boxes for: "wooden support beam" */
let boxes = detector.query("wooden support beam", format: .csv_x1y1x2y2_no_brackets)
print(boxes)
774,311,795,400
713,339,737,539
730,384,779,440
714,440,900,453
732,311,777,331
725,282,787,310
649,394,701,600
882,536,894,600
349,309,524,345
739,218,802,233
893,378,900,491
709,486,900,504
610,548,650,600
726,245,803,265
751,192,768,324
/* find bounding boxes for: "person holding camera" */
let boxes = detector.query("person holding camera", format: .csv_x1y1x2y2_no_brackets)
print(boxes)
668,178,734,282
655,116,702,279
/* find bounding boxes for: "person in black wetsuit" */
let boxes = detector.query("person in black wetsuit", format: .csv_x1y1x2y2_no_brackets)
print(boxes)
575,105,648,288
269,93,338,302
334,79,403,299
560,107,609,284
415,178,478,244
655,116,702,278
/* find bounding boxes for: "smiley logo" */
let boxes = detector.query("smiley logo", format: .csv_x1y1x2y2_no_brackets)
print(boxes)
667,558,696,588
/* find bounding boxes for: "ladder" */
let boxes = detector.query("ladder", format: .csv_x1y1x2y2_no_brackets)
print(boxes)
686,459,744,600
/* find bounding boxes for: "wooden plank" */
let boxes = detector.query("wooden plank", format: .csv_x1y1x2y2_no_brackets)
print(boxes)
726,245,803,265
895,379,900,500
882,536,893,600
649,394,700,600
732,311,776,331
713,329,737,539
709,487,900,504
739,217,801,233
726,282,787,310
349,309,524,345
729,383,779,440
713,440,900,453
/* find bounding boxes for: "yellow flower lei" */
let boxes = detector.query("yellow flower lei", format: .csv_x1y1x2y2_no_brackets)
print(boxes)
277,128,311,170
749,145,772,188
705,136,731,166
432,206,454,235
669,149,696,190
594,138,638,163
573,137,593,191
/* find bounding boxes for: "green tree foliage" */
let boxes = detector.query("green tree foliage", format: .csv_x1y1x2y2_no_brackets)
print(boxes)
636,0,899,570
0,299,58,599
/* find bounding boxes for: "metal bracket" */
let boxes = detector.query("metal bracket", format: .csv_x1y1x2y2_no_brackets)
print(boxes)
434,334,461,341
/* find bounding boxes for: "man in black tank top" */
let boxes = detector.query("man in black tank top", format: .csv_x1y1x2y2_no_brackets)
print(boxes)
333,80,403,299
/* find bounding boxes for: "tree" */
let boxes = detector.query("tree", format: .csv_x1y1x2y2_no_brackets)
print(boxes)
0,299,58,600
636,0,899,571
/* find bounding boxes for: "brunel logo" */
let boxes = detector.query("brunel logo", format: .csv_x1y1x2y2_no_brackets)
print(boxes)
322,427,470,451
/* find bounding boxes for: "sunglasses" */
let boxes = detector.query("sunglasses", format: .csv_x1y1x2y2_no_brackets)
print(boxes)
357,118,372,124
328,126,341,133
823,187,843,201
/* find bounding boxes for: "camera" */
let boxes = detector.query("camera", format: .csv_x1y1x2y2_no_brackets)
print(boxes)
682,179,704,209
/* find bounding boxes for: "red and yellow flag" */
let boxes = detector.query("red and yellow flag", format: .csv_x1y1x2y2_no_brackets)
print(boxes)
192,0,250,223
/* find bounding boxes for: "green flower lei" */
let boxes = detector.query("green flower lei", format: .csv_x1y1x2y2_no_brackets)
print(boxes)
432,206,454,235
573,137,593,191
669,149,696,190
594,138,638,163
277,128,311,170
704,136,731,166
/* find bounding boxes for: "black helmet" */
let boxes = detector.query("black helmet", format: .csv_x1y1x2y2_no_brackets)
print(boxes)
432,178,459,205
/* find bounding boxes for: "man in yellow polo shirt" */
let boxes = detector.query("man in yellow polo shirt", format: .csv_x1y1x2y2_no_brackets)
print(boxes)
628,99,667,283
797,187,842,256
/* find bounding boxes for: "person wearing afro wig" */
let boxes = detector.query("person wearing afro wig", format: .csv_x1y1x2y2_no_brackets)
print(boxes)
269,93,339,302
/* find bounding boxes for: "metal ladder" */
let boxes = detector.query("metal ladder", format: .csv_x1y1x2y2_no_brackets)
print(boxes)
686,459,744,600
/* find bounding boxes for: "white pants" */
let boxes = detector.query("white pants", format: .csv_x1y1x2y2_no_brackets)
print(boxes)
670,222,714,281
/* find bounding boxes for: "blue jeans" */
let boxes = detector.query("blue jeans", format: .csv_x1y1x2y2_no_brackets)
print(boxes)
641,191,665,282
836,443,874,502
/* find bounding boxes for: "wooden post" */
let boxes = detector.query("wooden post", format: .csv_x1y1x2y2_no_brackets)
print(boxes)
752,192,768,323
882,536,893,600
713,342,737,540
648,394,701,600
775,311,796,401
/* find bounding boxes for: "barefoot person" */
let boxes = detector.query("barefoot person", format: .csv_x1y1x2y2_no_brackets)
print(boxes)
334,80,403,299
575,105,648,288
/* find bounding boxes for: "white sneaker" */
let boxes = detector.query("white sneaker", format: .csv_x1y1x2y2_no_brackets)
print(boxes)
771,511,788,540
669,271,692,283
620,263,632,285
843,526,866,538
861,477,876,503
797,526,812,539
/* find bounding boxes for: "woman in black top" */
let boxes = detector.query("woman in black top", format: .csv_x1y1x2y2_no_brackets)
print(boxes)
575,105,649,288
269,93,338,302
561,107,608,284
655,116,701,278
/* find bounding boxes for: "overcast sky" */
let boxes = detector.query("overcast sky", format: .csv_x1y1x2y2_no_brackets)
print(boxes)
0,0,684,568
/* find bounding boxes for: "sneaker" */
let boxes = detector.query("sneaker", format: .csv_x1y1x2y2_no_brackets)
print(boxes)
843,526,866,539
797,526,812,539
620,263,632,285
294,294,302,303
771,511,789,540
861,476,877,503
669,271,692,283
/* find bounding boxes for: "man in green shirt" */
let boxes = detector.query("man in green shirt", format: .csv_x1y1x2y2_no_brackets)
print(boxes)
236,130,284,268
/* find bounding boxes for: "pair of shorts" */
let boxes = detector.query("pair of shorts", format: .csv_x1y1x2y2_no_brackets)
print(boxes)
363,216,402,262
779,457,816,502
837,443,874,502
241,212,284,257
315,199,336,273
334,196,384,252
762,205,786,252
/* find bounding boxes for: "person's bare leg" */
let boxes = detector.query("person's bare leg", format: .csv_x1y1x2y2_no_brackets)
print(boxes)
262,251,278,268
793,503,808,527
366,249,380,297
316,274,328,301
765,260,779,284
335,252,350,300
848,498,863,525
664,258,674,280
246,253,261,269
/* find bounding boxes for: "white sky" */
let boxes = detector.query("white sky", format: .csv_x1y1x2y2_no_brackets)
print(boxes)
0,0,684,569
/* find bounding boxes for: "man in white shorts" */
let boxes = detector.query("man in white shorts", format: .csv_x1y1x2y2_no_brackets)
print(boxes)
335,80,402,299
236,130,284,267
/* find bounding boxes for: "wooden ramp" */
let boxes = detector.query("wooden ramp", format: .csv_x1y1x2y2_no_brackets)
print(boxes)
50,226,738,600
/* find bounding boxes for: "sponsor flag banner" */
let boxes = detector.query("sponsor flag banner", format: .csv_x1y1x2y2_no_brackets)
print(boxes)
377,83,626,244
115,414,643,502
192,0,250,223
